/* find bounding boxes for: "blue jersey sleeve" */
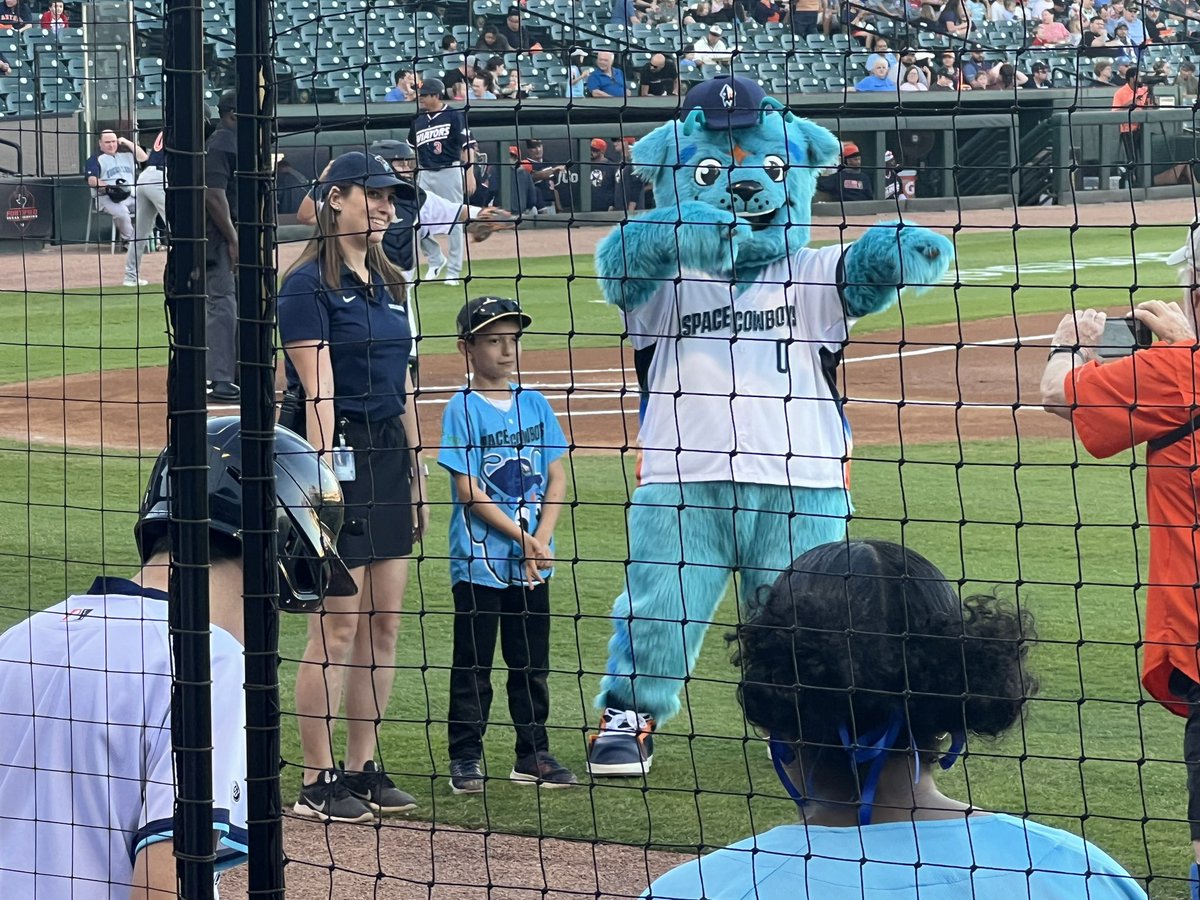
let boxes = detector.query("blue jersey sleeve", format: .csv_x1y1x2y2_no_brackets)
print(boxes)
540,395,568,464
84,154,100,179
278,271,331,346
438,392,473,477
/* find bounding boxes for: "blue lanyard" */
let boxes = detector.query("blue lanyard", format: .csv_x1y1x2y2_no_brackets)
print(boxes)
770,722,967,826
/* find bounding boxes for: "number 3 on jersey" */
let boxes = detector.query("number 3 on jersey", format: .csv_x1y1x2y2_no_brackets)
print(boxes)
433,140,443,156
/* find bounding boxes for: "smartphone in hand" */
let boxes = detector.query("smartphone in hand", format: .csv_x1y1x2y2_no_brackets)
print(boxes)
1097,315,1154,358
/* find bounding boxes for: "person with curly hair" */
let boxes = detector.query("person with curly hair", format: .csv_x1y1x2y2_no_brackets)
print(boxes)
646,539,1145,899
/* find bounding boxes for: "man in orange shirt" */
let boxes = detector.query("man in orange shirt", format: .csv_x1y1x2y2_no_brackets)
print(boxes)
1041,298,1200,894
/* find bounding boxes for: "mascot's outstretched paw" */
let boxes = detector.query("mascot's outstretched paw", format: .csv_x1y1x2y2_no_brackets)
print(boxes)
595,202,752,309
843,221,954,317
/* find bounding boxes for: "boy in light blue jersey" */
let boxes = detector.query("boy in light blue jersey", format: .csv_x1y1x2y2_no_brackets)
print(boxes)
646,540,1146,900
438,296,578,794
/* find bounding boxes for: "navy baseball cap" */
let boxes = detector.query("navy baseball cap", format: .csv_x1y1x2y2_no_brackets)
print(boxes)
683,75,768,131
320,151,404,198
457,296,532,338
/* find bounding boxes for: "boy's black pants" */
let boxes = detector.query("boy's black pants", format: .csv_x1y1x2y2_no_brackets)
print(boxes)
447,580,551,762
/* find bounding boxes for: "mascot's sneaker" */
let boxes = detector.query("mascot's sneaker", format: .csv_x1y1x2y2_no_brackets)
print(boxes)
587,708,655,777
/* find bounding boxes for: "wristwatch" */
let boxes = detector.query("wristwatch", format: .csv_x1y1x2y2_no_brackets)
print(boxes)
1048,346,1081,361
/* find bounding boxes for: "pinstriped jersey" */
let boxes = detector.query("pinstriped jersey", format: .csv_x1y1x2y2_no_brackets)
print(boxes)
622,243,854,488
0,577,248,898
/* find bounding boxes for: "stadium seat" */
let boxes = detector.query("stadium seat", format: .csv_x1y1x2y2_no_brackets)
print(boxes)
41,91,80,114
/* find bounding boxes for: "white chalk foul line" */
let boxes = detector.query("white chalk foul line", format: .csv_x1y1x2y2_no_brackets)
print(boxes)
416,332,1058,394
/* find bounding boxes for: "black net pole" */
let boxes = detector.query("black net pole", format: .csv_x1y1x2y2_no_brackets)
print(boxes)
164,0,215,897
236,0,284,894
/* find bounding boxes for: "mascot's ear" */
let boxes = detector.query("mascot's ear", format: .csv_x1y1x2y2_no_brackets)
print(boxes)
793,119,840,170
771,102,840,170
630,122,680,184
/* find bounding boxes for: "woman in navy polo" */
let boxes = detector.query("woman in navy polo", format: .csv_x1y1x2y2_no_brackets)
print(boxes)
279,151,428,823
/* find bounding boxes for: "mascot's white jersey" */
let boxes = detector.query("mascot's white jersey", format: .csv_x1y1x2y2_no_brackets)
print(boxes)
623,243,854,488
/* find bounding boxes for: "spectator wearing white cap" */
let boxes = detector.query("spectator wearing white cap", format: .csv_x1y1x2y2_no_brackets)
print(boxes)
567,47,591,97
690,24,732,73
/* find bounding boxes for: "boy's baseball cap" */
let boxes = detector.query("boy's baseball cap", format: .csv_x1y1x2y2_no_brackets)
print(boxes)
683,75,767,131
457,296,532,338
319,151,404,198
418,77,445,95
842,141,861,158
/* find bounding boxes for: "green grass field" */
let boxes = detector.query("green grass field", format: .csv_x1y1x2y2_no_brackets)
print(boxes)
1,222,1197,896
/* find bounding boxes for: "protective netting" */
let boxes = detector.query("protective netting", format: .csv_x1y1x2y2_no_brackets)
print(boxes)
5,0,1200,898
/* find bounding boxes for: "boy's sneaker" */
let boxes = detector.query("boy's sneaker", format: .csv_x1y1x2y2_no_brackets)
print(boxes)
449,758,485,795
511,752,579,788
586,707,655,777
342,760,418,814
292,768,374,823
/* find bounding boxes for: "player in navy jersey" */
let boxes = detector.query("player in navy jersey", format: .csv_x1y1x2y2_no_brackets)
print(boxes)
438,296,577,794
409,77,470,285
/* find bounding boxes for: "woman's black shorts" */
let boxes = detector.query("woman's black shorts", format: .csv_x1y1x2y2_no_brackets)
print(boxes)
337,416,413,568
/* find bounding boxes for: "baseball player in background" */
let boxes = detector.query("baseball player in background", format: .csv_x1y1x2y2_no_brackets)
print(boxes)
0,417,356,898
408,76,469,285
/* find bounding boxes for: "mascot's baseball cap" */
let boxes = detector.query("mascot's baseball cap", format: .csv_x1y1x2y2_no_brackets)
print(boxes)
457,296,533,339
842,141,861,159
590,138,607,151
683,75,767,131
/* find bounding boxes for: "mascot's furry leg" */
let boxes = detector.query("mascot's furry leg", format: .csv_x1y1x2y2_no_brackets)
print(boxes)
590,483,851,774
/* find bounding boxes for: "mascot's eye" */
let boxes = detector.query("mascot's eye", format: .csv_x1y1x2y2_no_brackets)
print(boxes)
762,155,787,182
693,158,723,187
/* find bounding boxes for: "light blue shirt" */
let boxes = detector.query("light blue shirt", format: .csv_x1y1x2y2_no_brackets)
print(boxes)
569,64,586,97
644,814,1145,900
439,386,568,588
855,75,897,92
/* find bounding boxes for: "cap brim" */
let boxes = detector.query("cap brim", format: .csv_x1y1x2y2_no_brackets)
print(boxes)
1167,244,1193,266
364,172,404,189
462,310,533,337
704,109,761,131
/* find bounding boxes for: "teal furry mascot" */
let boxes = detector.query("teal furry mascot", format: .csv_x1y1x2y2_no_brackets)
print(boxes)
585,76,954,777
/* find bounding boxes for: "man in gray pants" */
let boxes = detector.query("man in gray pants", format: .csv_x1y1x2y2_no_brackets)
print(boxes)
409,77,468,286
203,91,240,403
126,130,167,287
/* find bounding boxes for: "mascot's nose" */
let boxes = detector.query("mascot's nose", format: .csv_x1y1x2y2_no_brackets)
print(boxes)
729,181,763,203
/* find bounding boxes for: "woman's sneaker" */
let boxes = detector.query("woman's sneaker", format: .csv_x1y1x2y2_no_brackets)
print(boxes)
510,752,579,788
342,760,418,814
292,768,373,823
449,758,485,794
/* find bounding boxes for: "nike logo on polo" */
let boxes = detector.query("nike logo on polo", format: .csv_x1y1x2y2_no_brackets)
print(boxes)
341,295,355,303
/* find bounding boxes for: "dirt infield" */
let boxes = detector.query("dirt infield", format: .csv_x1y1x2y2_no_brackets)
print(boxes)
220,819,685,900
0,310,1074,455
11,194,1198,292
